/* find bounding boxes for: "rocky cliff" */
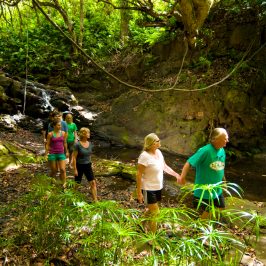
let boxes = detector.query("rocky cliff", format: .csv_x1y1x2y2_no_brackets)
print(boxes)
68,7,266,156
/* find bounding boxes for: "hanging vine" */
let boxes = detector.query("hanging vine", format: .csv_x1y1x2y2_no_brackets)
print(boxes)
32,0,265,93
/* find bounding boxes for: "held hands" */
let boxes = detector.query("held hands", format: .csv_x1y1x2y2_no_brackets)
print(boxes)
176,173,186,185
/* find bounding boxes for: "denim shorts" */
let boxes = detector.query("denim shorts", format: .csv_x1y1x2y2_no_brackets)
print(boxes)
48,153,66,161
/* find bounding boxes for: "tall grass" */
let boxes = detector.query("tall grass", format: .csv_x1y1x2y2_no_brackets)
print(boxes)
0,175,263,265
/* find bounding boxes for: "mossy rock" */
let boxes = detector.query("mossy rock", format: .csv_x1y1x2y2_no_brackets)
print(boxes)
120,164,137,180
0,142,9,155
94,158,136,180
3,141,29,156
0,85,8,101
186,130,207,152
0,155,20,171
0,140,46,171
225,90,249,112
225,197,266,230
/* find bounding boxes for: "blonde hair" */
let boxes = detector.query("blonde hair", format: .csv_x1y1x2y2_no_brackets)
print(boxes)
79,127,90,139
143,133,158,151
210,128,228,143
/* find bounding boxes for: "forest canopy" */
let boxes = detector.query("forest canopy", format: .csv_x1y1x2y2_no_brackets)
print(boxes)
0,0,265,79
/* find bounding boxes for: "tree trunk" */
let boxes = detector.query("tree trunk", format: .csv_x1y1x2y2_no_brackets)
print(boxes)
79,0,84,48
179,0,214,47
120,0,130,46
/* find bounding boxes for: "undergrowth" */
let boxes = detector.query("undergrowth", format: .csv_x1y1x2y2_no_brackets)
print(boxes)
0,174,265,265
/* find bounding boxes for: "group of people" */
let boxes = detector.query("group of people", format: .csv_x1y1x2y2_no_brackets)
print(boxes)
42,112,229,231
136,128,229,232
42,110,97,201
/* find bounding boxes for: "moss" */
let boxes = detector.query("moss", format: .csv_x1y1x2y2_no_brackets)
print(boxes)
0,142,9,155
225,90,248,112
94,159,136,180
121,131,129,144
0,155,20,171
120,164,137,180
0,85,8,101
189,131,207,151
3,142,28,155
0,141,46,171
89,79,102,90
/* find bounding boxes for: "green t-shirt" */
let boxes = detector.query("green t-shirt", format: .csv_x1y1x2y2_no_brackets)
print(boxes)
188,143,226,199
66,122,78,142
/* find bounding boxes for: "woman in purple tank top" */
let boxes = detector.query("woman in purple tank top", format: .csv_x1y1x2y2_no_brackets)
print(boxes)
45,120,69,188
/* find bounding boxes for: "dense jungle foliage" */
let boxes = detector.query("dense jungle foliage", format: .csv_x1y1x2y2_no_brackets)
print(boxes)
0,0,265,82
0,1,266,265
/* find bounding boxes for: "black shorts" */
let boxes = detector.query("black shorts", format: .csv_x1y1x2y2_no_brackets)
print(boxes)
67,141,75,153
75,163,95,183
142,189,162,204
193,194,225,210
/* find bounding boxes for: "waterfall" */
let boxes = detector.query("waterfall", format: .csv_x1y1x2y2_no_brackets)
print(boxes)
19,79,99,126
40,88,54,111
71,105,98,120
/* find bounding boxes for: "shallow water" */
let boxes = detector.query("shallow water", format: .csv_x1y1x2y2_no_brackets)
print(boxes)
94,146,266,202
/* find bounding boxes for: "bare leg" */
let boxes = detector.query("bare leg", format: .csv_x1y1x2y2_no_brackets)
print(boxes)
56,160,60,174
58,160,67,187
145,203,159,233
89,180,98,202
49,161,58,178
69,152,73,168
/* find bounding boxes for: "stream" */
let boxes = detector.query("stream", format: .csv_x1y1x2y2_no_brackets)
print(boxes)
94,145,266,203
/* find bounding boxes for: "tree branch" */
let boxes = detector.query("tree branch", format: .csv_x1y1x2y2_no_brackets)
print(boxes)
33,0,264,93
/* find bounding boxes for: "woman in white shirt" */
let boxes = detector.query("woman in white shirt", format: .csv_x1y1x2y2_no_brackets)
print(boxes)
136,133,181,233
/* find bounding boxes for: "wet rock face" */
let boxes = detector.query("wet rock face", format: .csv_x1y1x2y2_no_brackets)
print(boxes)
0,74,96,134
92,10,266,156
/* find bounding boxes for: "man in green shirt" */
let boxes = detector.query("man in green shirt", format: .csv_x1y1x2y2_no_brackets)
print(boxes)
180,128,229,219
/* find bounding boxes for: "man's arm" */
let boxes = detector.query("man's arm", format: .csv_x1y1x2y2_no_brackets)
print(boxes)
180,161,191,184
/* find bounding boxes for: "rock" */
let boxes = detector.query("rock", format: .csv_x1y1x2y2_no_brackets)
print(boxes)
94,158,136,180
240,253,264,266
0,140,45,172
0,115,17,132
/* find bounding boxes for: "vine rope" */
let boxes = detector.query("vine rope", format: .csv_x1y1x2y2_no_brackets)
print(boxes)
33,0,264,93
